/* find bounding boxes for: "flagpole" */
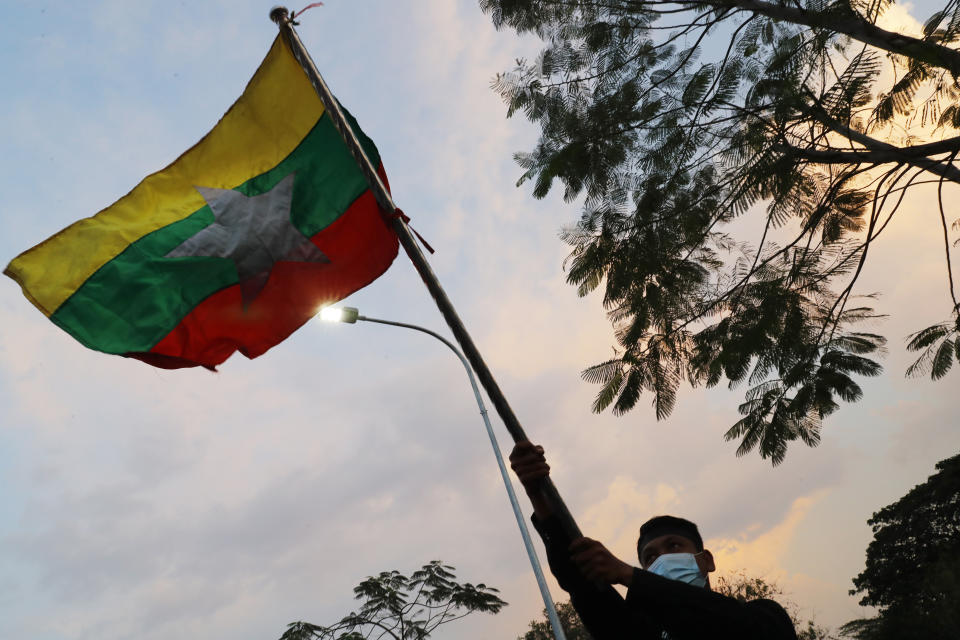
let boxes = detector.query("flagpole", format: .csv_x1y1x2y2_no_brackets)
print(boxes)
269,7,582,541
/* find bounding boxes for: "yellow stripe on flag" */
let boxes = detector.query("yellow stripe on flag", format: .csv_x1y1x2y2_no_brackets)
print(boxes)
5,35,324,317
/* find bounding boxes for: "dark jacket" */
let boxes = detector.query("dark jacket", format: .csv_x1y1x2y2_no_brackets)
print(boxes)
532,514,798,640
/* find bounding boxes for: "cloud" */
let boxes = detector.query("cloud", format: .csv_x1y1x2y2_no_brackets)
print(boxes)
705,490,877,625
582,477,681,559
709,490,826,577
876,2,924,36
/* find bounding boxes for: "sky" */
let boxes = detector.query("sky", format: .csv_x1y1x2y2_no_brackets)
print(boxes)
1,2,958,639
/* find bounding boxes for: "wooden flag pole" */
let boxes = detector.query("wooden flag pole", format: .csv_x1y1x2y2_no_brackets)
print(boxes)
270,7,583,541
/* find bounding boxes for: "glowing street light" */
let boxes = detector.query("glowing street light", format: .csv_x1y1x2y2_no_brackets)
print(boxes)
318,305,359,324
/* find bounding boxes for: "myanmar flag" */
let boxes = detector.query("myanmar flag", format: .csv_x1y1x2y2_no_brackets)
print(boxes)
5,35,398,370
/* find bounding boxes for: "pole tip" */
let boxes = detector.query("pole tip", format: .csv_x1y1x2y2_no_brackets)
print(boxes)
269,6,290,24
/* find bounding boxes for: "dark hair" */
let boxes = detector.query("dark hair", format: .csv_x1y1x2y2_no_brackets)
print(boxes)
636,515,704,562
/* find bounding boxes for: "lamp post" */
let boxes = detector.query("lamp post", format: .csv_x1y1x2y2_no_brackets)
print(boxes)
319,306,567,640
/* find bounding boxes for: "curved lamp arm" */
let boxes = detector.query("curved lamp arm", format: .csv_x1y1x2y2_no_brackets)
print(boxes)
321,308,567,640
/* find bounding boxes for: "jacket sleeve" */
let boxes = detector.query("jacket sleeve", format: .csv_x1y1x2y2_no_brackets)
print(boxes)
625,569,798,640
531,515,661,640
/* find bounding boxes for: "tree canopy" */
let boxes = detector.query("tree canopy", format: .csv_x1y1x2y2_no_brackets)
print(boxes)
483,0,960,463
842,453,960,640
279,561,506,640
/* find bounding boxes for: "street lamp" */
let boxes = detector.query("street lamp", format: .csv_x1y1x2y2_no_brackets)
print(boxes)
319,306,567,640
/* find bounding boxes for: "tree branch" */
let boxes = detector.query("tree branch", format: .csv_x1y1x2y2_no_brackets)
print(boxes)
774,143,960,183
803,96,960,159
708,0,960,75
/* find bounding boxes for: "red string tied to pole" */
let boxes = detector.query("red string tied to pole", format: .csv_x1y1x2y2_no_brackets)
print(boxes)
291,3,324,20
390,208,435,255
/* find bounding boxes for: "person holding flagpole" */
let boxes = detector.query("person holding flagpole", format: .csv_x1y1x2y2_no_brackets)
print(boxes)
509,442,798,640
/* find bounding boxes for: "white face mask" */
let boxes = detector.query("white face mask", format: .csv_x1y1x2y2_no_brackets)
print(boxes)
646,552,707,587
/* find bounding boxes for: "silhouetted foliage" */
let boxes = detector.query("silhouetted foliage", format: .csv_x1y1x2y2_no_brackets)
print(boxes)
517,600,594,640
279,561,506,640
841,453,960,640
483,0,960,464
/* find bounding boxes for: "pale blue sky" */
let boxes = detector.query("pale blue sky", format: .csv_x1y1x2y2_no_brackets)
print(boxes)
1,2,957,639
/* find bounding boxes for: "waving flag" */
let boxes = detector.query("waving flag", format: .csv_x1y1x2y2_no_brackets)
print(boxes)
5,34,398,370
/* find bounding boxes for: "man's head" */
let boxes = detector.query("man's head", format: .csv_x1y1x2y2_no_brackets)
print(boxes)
637,515,716,585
